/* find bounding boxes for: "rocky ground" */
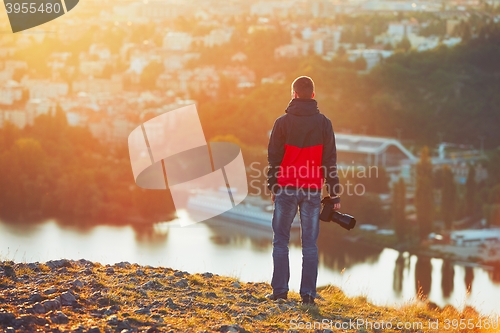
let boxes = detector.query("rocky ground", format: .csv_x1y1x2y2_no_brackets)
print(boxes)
0,260,496,333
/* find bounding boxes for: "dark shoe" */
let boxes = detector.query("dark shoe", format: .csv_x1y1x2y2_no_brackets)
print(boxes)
301,295,316,305
265,293,287,301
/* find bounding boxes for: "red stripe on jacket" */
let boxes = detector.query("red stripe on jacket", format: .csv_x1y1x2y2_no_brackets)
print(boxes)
277,144,324,189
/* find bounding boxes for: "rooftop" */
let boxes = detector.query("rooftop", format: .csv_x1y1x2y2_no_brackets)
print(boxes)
335,133,416,159
450,228,500,242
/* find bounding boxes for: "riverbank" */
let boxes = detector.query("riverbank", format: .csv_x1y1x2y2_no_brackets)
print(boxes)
0,260,498,333
343,228,500,268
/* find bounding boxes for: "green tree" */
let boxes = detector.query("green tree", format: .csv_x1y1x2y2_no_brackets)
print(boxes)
337,46,346,57
484,184,500,226
465,165,476,217
353,56,367,71
360,166,390,193
441,165,456,230
12,67,27,82
415,146,434,241
461,21,472,43
0,138,49,219
140,61,164,90
483,205,500,226
397,37,412,52
53,170,103,219
54,103,68,130
341,192,387,227
392,177,407,241
0,121,21,150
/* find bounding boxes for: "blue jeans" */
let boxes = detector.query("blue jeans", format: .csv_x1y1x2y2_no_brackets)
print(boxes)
271,188,321,298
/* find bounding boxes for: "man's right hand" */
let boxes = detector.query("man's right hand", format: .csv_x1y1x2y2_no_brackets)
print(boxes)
330,195,340,210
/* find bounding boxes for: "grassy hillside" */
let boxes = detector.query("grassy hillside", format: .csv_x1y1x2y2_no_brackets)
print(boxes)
0,260,498,332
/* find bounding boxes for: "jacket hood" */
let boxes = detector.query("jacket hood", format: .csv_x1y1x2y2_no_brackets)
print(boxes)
285,98,319,116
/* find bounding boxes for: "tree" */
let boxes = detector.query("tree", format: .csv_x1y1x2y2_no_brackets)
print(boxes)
337,46,346,57
140,61,164,90
0,138,49,219
487,148,500,183
353,56,367,71
483,204,500,227
441,165,456,230
415,146,434,241
12,67,27,82
0,121,21,150
341,192,388,227
54,103,68,130
397,37,412,52
392,177,407,241
53,170,103,219
465,165,476,217
461,21,472,43
363,166,390,193
484,184,500,226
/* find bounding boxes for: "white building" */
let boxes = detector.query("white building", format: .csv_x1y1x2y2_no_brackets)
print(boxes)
0,61,27,84
88,120,111,142
25,80,69,100
89,44,111,60
451,228,500,246
310,30,334,55
26,98,54,125
0,70,13,83
48,52,72,71
302,27,313,40
231,52,247,62
0,47,15,58
361,1,441,12
163,32,193,51
112,2,143,22
1,110,27,129
347,49,394,71
0,80,23,105
4,60,28,71
203,29,233,48
274,41,310,58
140,1,188,20
79,59,109,77
221,66,256,89
250,1,293,17
414,36,440,52
335,133,416,172
387,21,420,36
73,75,123,95
163,54,184,72
111,117,136,143
442,37,462,48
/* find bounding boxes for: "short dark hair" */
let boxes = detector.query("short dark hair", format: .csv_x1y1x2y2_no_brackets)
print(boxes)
292,76,315,98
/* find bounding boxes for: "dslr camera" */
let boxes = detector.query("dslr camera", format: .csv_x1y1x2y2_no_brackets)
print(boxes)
319,196,356,230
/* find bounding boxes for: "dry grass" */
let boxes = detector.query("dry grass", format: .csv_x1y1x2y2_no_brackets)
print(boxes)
0,260,498,333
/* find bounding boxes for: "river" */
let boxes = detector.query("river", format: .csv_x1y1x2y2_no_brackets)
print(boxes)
0,212,499,316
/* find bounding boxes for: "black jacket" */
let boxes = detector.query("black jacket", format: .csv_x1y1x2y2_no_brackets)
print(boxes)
267,98,340,197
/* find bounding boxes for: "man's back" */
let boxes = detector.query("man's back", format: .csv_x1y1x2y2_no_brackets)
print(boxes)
266,76,340,305
268,98,338,196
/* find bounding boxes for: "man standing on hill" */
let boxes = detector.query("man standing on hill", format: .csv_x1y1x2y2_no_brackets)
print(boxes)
267,76,340,305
